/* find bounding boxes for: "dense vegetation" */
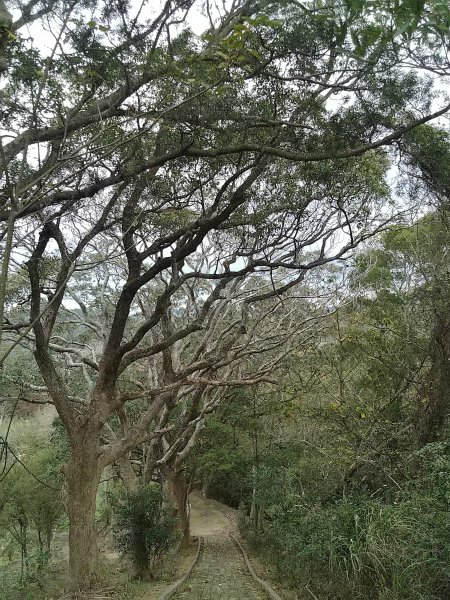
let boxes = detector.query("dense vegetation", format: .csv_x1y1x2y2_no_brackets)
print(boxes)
0,0,449,597
110,483,177,580
187,128,450,599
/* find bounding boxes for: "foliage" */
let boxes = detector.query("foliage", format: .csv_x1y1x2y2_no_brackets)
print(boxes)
189,202,450,599
110,484,177,580
0,416,64,584
402,125,450,200
241,491,450,600
0,0,449,590
188,417,253,507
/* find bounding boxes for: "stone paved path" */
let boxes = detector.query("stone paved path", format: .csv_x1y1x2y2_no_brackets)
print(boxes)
168,492,267,599
172,534,266,600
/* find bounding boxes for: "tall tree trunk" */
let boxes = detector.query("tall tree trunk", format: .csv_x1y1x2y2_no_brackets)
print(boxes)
250,400,259,532
166,470,190,547
37,529,46,569
18,516,28,581
65,443,101,590
45,523,52,553
249,464,258,529
202,477,210,498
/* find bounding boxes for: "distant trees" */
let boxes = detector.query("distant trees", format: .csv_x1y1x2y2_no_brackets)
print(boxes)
0,0,449,589
401,126,450,443
188,205,450,600
0,418,64,579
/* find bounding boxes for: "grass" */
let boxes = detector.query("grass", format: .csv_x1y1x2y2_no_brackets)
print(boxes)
0,533,198,600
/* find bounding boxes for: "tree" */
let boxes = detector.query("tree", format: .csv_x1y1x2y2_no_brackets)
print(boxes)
399,126,450,442
111,483,176,580
190,226,450,600
1,0,449,589
0,418,64,578
138,289,323,544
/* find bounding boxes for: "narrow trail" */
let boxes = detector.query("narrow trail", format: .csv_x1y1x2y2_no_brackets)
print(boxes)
169,493,268,600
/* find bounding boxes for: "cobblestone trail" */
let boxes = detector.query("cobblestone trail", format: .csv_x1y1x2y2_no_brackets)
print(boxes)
172,534,266,600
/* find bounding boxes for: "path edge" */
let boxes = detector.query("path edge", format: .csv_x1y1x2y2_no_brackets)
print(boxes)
230,533,284,600
157,535,203,600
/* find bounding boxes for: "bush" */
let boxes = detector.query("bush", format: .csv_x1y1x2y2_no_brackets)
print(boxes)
241,497,450,600
111,484,177,580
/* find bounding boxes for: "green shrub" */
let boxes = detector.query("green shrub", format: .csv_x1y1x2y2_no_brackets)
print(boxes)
241,497,450,600
111,484,177,580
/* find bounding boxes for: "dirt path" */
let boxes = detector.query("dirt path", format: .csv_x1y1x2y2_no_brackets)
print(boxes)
170,492,266,600
189,492,236,537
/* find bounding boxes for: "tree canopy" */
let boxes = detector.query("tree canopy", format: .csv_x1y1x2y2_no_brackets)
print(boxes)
0,0,449,592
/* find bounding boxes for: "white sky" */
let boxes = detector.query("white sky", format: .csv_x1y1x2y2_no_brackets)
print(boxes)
9,0,212,55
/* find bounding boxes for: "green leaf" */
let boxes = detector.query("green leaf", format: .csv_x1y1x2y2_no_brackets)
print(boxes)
351,30,365,56
248,49,262,60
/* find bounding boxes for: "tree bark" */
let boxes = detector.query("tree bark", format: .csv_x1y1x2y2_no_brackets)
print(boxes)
65,443,101,590
117,453,139,492
166,470,190,547
249,464,259,530
202,477,210,498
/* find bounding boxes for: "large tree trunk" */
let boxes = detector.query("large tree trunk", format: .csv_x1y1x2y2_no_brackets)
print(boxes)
202,477,211,498
65,443,101,590
166,470,190,547
117,453,139,492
